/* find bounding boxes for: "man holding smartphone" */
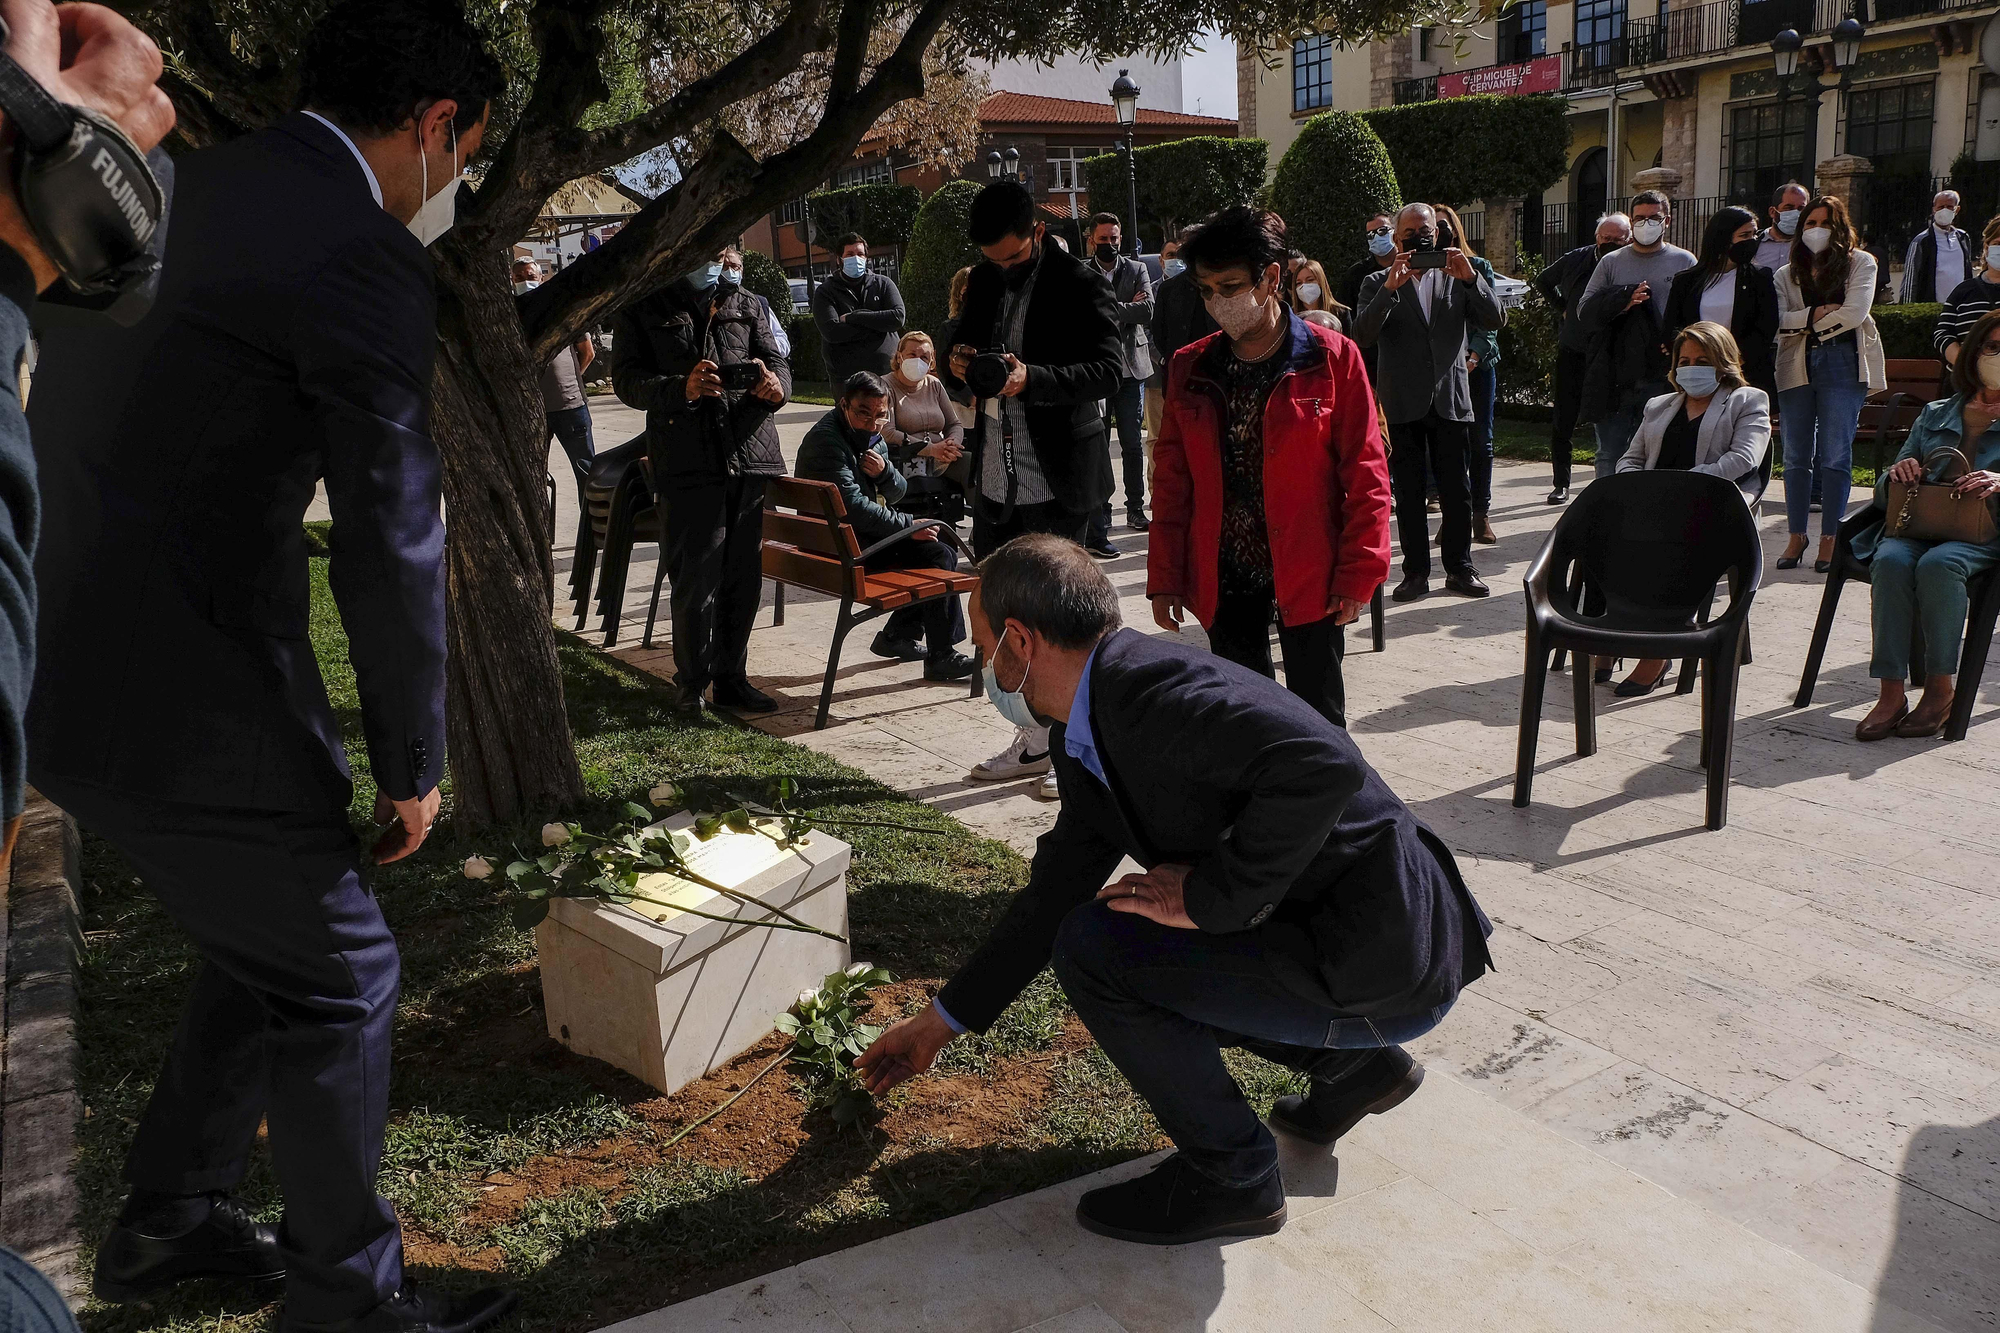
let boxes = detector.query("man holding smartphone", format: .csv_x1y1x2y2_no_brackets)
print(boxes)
612,244,789,713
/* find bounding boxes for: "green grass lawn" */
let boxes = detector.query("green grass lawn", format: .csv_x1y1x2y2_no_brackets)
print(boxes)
73,550,1305,1331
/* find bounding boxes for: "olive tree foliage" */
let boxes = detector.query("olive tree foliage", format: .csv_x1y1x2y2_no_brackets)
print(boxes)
113,0,1461,828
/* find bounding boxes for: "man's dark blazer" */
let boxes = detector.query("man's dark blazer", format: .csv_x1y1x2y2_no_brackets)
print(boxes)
1148,270,1217,376
1532,242,1603,354
944,242,1123,512
1663,262,1780,394
936,629,1493,1034
27,113,445,811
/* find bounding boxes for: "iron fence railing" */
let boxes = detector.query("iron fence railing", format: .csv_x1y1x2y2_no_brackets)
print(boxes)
1625,0,1981,66
1391,74,1438,104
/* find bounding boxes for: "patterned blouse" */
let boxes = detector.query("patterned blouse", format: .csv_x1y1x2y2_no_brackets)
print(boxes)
1218,348,1289,594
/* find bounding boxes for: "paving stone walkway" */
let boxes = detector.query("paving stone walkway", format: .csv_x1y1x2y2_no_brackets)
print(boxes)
557,396,1998,1332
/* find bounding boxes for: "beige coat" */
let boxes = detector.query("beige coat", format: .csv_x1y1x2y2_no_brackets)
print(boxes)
1774,249,1886,393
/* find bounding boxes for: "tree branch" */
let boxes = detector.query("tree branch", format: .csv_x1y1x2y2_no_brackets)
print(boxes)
825,0,879,105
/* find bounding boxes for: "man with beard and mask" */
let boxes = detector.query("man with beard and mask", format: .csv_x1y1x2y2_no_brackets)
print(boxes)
1083,212,1155,552
1533,212,1630,503
25,2,518,1329
514,259,599,511
854,534,1491,1247
1754,180,1810,272
945,180,1122,803
812,232,905,385
1577,189,1696,479
1145,206,1388,729
1352,202,1502,603
612,244,789,715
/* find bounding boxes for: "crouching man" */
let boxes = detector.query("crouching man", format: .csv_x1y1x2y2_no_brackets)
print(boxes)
857,534,1493,1245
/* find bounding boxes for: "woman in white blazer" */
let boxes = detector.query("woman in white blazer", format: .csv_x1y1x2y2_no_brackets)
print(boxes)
1773,194,1886,573
1610,321,1771,695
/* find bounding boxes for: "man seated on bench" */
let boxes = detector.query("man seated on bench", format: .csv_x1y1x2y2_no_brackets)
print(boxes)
797,373,979,681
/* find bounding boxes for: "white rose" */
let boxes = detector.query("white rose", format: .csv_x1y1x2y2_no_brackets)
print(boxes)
845,961,871,979
648,782,681,807
463,855,494,880
797,988,819,1010
541,823,572,847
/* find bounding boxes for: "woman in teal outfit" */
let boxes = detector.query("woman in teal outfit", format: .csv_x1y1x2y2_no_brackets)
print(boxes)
1853,306,2000,741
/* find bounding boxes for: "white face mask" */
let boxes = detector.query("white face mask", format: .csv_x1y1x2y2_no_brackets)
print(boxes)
409,116,464,247
1632,217,1666,246
512,279,539,295
1801,226,1833,254
900,357,930,381
1675,365,1719,399
1296,282,1322,306
1985,245,2000,270
1776,208,1802,236
981,628,1038,729
1981,354,2000,391
1936,208,1958,228
1205,277,1274,340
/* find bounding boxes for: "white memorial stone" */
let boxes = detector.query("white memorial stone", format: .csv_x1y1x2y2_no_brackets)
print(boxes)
535,813,850,1095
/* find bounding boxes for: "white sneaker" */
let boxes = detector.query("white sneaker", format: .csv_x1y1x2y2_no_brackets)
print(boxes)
1034,769,1060,802
967,726,1052,782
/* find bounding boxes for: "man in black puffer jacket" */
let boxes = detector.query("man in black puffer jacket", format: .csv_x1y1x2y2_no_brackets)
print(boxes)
613,244,790,713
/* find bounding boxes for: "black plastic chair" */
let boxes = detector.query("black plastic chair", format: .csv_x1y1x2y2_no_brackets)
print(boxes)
1673,445,1775,692
1794,503,2000,742
1515,471,1764,831
570,434,669,647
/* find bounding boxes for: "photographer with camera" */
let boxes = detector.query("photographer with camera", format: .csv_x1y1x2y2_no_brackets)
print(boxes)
945,179,1123,798
1352,202,1501,603
612,243,789,714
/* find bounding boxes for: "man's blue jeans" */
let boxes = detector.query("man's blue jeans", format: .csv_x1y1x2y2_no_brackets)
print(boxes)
1088,377,1146,544
1051,901,1451,1189
1594,378,1670,478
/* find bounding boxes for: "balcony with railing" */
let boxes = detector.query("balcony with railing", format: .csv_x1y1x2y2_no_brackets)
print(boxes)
1391,73,1439,104
1391,44,1633,104
1624,0,1996,68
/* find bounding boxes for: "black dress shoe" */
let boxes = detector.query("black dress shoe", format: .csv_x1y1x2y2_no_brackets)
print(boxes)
1075,1155,1286,1246
665,684,707,715
1390,575,1430,603
710,680,777,713
869,631,927,661
279,1283,519,1333
922,651,977,682
1547,487,1569,505
1269,1048,1425,1146
1126,510,1151,532
94,1193,285,1303
1444,570,1490,598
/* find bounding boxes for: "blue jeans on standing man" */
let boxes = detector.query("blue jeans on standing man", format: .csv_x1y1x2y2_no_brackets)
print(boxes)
1468,358,1498,513
547,404,596,508
1051,900,1451,1188
1777,340,1867,539
1088,376,1146,545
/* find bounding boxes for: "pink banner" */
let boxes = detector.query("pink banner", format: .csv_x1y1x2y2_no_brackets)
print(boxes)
1438,55,1561,99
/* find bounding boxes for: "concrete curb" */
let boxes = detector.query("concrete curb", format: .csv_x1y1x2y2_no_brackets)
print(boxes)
0,791,84,1305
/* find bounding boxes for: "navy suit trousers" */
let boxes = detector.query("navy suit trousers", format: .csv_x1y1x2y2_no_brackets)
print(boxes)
42,777,403,1321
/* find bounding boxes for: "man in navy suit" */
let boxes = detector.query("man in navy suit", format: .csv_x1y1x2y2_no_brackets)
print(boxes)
858,535,1492,1247
26,4,514,1329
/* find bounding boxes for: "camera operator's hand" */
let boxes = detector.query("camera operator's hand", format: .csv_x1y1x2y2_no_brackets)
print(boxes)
0,0,174,291
858,447,886,478
685,359,723,401
748,357,784,404
950,344,976,380
1444,248,1476,283
1382,249,1414,292
999,352,1029,398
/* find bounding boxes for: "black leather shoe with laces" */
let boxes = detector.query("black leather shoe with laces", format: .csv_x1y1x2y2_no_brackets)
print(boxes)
1390,575,1430,603
94,1193,285,1303
279,1283,519,1333
710,680,777,713
922,651,977,682
1269,1048,1425,1146
1076,1155,1287,1246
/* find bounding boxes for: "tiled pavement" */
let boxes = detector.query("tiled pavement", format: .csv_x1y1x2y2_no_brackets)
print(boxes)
552,396,1997,1332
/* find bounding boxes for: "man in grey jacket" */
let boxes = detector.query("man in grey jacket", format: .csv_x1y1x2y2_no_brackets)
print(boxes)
1082,213,1155,550
1352,203,1502,602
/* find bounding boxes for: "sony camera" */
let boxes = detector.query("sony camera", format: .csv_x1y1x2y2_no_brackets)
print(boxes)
965,346,1013,399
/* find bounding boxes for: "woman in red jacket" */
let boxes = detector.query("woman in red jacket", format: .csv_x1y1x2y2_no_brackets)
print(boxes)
1147,207,1393,728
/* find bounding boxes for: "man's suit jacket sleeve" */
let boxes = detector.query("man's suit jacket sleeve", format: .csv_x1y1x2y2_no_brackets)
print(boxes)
295,233,446,801
1024,270,1123,405
1533,249,1572,309
1111,262,1152,327
1462,273,1502,332
1350,270,1395,346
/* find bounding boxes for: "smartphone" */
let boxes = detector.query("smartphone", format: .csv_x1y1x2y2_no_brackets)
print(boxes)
718,362,761,392
1408,249,1450,270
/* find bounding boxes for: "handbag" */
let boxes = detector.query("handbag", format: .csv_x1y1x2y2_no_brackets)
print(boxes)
1883,445,2000,546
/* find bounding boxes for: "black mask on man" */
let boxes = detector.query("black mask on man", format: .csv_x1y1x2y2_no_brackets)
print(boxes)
1596,240,1625,257
1001,245,1040,289
1094,242,1118,264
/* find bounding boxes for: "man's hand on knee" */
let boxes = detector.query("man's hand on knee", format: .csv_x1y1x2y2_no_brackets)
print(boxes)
1097,863,1197,929
856,1003,957,1096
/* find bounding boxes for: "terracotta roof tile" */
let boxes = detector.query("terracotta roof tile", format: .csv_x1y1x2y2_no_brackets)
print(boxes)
978,90,1237,130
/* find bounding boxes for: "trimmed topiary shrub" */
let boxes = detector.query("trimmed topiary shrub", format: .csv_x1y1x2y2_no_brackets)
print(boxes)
1080,136,1269,244
807,183,923,249
740,246,795,316
1874,302,1942,360
1498,253,1559,408
1270,111,1401,277
783,312,827,385
1361,95,1569,208
901,179,983,340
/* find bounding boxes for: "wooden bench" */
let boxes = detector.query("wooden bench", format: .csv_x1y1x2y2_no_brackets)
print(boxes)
1857,357,1947,474
762,476,982,730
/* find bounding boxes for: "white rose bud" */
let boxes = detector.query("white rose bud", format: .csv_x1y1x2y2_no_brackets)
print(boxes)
648,782,681,807
541,823,572,847
845,961,871,978
463,855,494,880
797,989,818,1010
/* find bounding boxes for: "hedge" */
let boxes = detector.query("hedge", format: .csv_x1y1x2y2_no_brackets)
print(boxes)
901,179,983,341
783,311,828,384
1875,302,1942,360
740,247,794,316
1270,111,1401,278
807,183,922,249
1079,136,1268,244
1361,95,1569,208
1497,254,1559,408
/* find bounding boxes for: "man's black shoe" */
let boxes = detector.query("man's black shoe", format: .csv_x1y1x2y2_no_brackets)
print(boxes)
1126,509,1151,532
94,1193,285,1303
1086,539,1121,560
710,681,778,713
1076,1155,1286,1246
1390,576,1430,603
279,1283,519,1333
1269,1049,1425,1146
1444,570,1490,598
665,684,707,716
869,631,927,662
923,651,977,682
1547,487,1569,505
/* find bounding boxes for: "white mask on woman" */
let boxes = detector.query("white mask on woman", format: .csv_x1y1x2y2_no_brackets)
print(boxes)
1675,365,1719,399
900,357,930,381
1981,355,2000,391
1296,282,1322,306
1206,279,1273,339
1801,227,1833,254
1984,245,2000,271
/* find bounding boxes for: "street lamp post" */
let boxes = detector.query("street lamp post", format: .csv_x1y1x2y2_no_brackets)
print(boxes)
985,150,1003,180
1110,68,1141,257
1001,147,1020,181
1770,18,1865,108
